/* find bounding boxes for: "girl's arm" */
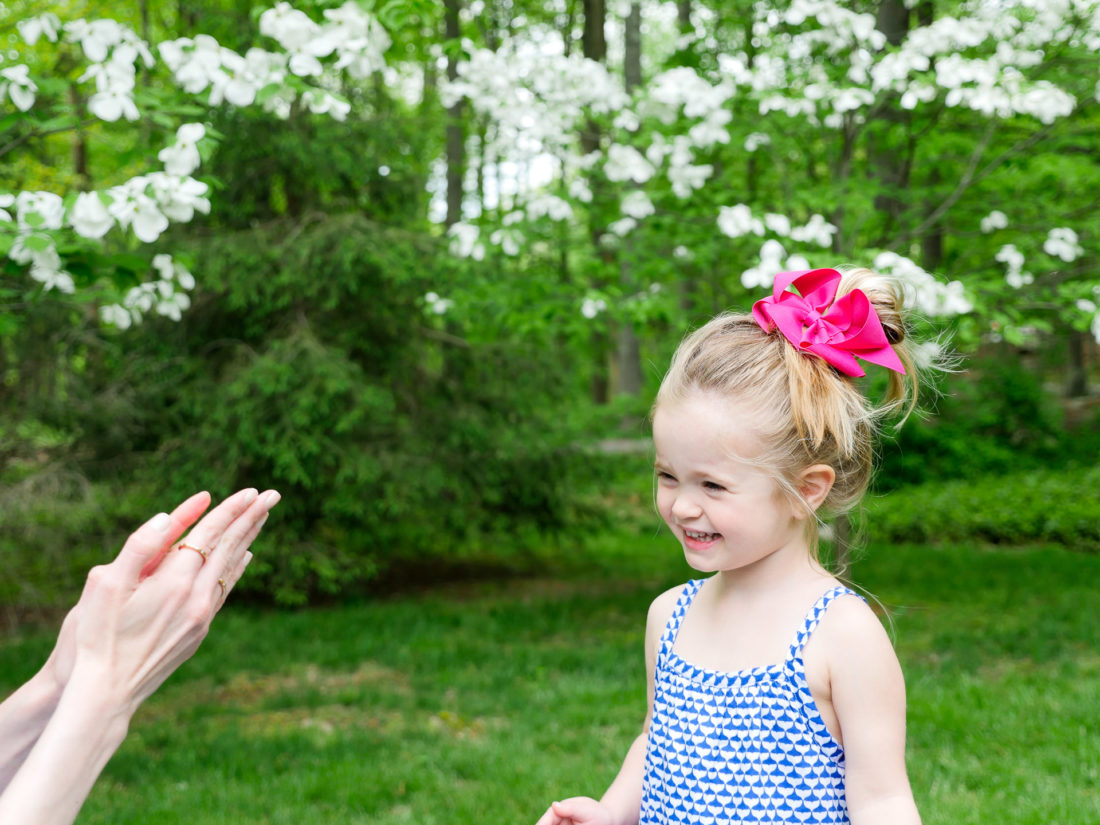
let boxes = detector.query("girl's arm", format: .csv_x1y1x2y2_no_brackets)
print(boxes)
820,598,921,825
535,587,679,825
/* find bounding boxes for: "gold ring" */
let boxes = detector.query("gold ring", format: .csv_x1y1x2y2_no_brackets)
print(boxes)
218,577,227,597
178,542,209,561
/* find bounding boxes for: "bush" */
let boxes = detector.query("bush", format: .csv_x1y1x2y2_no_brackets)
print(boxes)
67,215,597,605
866,466,1100,551
876,353,1100,491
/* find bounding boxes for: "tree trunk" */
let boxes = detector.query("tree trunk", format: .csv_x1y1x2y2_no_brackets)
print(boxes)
582,0,611,404
444,0,466,228
583,0,607,65
614,2,645,399
69,84,88,189
678,1,692,32
1066,330,1088,398
869,0,912,244
875,0,909,45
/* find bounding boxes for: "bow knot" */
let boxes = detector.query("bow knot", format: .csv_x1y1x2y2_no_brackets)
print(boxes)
752,268,905,377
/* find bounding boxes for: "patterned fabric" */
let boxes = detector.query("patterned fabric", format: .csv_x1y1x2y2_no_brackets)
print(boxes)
640,580,860,825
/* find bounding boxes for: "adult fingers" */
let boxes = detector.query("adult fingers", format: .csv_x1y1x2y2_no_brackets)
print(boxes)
214,550,252,613
198,491,278,599
162,488,258,574
115,490,211,582
137,491,213,580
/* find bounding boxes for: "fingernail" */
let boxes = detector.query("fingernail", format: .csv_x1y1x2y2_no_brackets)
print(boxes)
150,512,171,531
264,490,281,508
242,488,258,505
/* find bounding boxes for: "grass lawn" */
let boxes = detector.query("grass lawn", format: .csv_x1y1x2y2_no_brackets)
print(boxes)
2,517,1098,824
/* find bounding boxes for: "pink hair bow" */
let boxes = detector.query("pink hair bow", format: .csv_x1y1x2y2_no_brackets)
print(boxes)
751,268,906,377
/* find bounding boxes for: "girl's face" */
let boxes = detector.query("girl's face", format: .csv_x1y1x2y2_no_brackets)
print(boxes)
652,393,808,576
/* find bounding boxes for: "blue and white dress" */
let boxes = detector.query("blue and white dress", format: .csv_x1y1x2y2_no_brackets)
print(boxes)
640,580,859,825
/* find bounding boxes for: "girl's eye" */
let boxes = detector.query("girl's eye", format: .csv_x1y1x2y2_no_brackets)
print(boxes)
656,471,676,482
702,481,725,492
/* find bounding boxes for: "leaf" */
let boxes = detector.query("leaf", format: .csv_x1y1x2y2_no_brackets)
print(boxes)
21,233,53,252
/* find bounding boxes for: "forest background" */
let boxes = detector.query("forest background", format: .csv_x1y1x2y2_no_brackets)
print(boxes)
3,0,1098,610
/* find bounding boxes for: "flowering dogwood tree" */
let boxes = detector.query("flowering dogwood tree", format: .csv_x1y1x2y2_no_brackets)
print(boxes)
1,2,390,328
438,0,1100,369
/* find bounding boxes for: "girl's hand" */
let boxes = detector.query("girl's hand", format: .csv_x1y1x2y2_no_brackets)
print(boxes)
67,487,279,714
535,797,616,825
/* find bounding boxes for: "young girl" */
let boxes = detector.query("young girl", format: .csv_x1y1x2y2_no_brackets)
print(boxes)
536,267,923,825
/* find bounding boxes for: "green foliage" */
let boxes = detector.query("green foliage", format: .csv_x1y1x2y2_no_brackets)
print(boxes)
2,531,1098,824
79,214,597,605
866,465,1100,551
877,352,1098,490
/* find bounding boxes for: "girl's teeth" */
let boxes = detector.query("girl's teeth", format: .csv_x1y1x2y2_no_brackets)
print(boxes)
685,530,716,540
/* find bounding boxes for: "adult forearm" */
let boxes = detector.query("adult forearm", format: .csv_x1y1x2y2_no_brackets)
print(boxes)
0,670,62,793
0,665,131,825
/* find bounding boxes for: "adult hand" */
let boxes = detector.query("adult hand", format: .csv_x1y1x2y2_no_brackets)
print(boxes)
0,487,280,825
69,487,279,714
535,797,616,825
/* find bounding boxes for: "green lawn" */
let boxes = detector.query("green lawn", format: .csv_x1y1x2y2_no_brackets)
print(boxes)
1,522,1097,824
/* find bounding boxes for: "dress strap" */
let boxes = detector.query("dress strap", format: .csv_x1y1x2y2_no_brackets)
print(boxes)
785,585,862,662
658,579,705,659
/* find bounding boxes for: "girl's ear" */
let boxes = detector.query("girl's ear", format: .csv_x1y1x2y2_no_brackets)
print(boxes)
797,464,836,515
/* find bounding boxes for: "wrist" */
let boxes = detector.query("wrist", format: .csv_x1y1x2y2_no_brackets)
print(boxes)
56,661,134,748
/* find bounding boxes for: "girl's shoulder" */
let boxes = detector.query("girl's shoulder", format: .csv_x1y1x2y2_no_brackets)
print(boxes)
805,588,899,670
644,581,694,646
647,581,693,626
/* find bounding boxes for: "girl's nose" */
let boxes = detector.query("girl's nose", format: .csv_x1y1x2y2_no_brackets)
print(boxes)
670,492,703,521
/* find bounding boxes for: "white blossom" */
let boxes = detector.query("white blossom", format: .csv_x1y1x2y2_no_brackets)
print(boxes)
874,251,973,315
1043,227,1082,262
526,194,574,222
158,123,206,176
568,178,593,204
671,163,713,198
107,179,169,243
14,191,66,232
741,240,787,289
604,145,655,184
581,296,607,319
763,213,791,237
744,132,771,152
17,13,62,45
1,65,37,111
490,227,523,255
99,303,134,329
607,217,637,237
789,214,836,248
26,245,75,293
980,210,1008,233
448,221,486,260
717,205,764,238
69,192,114,239
424,291,454,315
621,191,655,220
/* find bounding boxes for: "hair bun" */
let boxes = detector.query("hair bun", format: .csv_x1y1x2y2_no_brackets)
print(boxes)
836,266,907,345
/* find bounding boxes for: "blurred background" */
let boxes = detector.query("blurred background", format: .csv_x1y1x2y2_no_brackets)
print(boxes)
1,1,1098,821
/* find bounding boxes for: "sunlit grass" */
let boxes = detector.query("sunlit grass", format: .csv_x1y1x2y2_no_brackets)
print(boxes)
2,516,1097,824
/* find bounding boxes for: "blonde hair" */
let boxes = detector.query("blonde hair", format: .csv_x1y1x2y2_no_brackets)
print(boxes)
654,267,923,553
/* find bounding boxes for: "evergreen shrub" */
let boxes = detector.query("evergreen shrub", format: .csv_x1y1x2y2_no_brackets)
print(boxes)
866,465,1100,550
